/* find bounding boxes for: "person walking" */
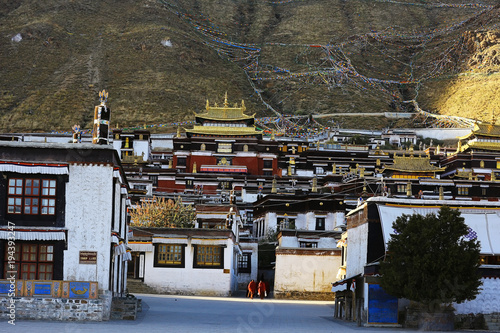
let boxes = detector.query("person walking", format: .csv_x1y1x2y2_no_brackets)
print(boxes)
247,279,257,299
258,280,266,299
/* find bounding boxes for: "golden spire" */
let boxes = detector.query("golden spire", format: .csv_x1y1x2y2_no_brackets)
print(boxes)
241,100,246,112
271,178,277,193
311,177,317,193
224,92,229,108
176,126,181,138
206,99,210,110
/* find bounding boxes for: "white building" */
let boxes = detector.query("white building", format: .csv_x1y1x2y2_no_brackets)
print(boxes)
254,194,344,299
0,141,130,320
129,226,243,296
338,196,500,326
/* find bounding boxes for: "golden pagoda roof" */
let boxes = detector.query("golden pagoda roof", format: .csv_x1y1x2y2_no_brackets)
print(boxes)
459,141,500,152
185,125,262,136
196,93,254,121
383,152,445,173
459,122,500,140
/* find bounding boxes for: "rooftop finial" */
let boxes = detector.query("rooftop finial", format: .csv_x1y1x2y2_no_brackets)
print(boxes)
206,99,210,110
224,92,228,108
99,90,108,105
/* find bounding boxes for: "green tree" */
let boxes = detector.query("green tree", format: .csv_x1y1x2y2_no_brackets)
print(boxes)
380,206,481,312
130,196,196,228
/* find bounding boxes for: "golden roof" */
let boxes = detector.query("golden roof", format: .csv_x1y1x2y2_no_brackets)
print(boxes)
459,122,500,140
185,125,262,136
196,93,254,121
384,152,445,173
459,141,500,152
474,123,500,137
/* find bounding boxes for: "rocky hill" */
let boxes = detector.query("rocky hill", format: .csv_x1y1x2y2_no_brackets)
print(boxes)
1,0,499,132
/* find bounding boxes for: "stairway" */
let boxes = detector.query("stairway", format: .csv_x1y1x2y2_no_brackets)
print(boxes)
484,313,500,331
126,278,158,294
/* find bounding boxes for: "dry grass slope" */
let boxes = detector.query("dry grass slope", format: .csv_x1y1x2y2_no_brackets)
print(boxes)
0,0,499,132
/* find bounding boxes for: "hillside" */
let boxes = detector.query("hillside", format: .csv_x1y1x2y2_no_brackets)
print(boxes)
1,0,499,132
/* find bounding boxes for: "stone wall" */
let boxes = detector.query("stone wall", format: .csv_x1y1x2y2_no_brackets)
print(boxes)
110,296,139,320
0,294,112,321
274,291,335,301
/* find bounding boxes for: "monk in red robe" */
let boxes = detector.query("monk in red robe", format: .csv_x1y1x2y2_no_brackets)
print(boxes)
258,280,266,299
247,280,257,299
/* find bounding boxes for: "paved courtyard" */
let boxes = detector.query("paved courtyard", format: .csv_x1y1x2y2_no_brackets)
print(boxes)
0,294,488,333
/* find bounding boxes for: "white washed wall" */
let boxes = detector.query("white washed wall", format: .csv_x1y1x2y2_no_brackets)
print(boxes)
454,277,500,314
274,253,341,292
346,223,369,278
143,239,236,296
64,164,114,291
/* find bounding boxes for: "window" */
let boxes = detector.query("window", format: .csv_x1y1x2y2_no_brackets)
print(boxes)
316,217,325,231
482,188,487,196
397,184,406,193
149,175,158,187
300,242,318,248
201,221,225,229
186,180,194,189
7,178,56,216
217,143,232,153
315,167,324,175
176,157,186,167
238,253,251,273
194,245,223,268
263,160,273,169
4,243,54,280
218,181,231,190
154,244,185,267
458,187,469,196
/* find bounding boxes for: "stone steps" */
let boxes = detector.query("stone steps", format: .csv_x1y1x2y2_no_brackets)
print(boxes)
484,313,500,331
126,278,158,295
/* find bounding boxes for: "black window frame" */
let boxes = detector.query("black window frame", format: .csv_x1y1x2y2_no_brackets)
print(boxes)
176,157,187,167
193,245,224,269
237,253,251,273
315,217,325,231
1,174,66,227
153,243,186,268
299,241,318,248
0,240,64,280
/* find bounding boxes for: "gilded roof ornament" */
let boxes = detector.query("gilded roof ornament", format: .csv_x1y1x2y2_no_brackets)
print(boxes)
99,90,108,105
384,153,445,173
